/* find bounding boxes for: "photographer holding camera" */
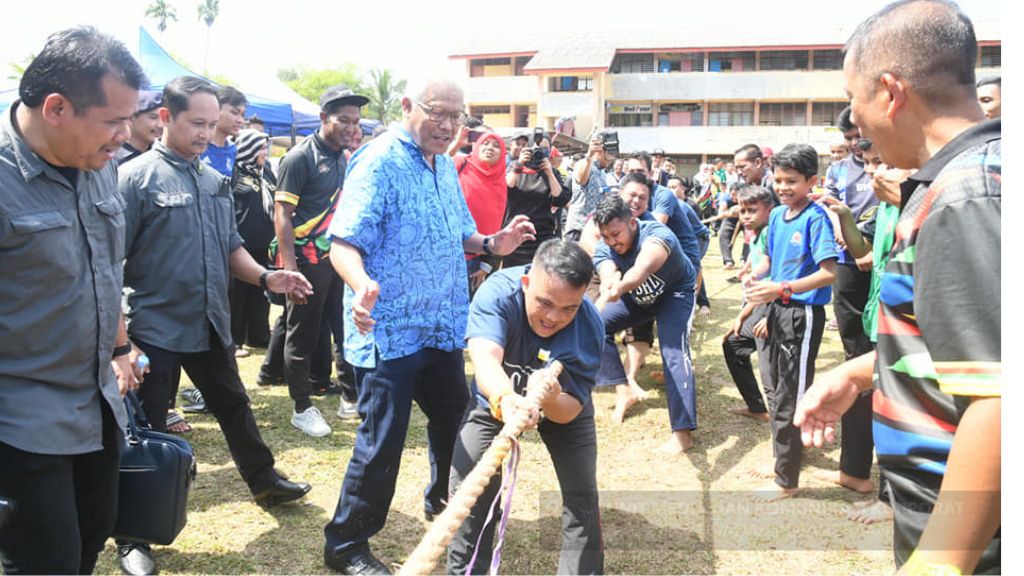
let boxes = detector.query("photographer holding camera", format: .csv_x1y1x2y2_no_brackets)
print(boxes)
502,128,566,268
566,130,617,241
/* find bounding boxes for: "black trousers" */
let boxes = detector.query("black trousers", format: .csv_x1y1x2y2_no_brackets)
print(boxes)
833,263,875,480
0,402,119,574
718,217,739,265
133,330,278,494
767,302,825,489
280,259,354,412
447,403,603,575
722,304,774,414
230,277,271,348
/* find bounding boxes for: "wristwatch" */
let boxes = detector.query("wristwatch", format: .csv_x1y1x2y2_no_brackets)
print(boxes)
113,343,132,358
482,235,495,256
780,281,793,305
259,269,271,291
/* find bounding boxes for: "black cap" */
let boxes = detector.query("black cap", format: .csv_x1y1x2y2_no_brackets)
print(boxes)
137,89,162,114
652,148,666,156
319,84,369,110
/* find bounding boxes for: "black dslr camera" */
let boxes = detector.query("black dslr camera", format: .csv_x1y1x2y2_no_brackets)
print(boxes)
598,130,620,156
524,127,548,170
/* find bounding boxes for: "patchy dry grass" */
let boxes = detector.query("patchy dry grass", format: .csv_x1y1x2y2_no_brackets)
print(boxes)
96,241,894,574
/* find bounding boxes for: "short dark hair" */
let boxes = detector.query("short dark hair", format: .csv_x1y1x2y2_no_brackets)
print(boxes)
532,239,595,289
20,26,146,114
837,106,857,132
629,152,652,172
594,195,633,226
216,85,248,109
666,174,685,186
845,0,977,111
163,76,219,118
620,172,653,195
772,143,819,178
976,75,1000,88
734,143,763,161
857,137,875,152
735,184,775,207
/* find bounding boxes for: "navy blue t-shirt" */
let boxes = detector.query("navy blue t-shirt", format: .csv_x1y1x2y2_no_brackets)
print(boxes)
466,266,604,412
648,185,701,269
594,219,695,308
765,203,839,306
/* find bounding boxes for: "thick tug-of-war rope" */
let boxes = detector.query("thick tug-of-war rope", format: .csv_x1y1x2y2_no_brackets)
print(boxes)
397,361,564,576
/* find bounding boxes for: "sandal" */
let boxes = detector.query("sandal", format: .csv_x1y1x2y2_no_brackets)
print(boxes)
166,410,192,434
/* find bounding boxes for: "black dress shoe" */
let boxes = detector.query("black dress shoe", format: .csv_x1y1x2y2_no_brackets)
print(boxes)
253,477,312,508
325,545,391,575
117,541,158,575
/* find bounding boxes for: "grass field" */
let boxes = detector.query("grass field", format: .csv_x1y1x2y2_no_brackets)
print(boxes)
97,238,894,575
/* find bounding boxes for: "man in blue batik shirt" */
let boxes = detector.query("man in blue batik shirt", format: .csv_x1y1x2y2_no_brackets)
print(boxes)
324,78,536,575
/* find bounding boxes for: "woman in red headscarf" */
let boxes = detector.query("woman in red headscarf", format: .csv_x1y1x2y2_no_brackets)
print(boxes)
455,129,507,294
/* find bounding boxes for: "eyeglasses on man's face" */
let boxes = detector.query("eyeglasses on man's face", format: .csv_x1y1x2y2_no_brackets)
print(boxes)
414,100,467,126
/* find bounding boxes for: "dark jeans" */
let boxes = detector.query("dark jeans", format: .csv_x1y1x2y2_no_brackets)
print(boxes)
0,402,119,574
280,259,355,412
719,217,739,265
767,302,825,489
597,290,696,431
133,330,279,494
447,403,603,575
230,277,271,348
833,263,876,481
722,304,774,414
324,348,470,557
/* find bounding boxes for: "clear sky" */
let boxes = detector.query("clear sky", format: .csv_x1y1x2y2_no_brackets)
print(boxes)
0,0,1002,94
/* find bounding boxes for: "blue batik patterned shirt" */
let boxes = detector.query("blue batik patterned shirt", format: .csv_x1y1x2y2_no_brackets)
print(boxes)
328,126,478,368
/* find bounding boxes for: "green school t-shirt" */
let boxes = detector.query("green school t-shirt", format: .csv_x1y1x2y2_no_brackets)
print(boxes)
864,202,900,342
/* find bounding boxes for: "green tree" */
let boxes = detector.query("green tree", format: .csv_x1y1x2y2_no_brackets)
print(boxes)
6,53,34,83
196,0,219,74
145,0,178,38
277,65,366,105
365,68,406,123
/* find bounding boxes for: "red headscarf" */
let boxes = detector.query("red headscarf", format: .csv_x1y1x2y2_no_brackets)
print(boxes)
457,132,508,246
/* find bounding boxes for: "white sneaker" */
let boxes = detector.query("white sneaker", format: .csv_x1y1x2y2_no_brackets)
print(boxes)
291,406,332,437
337,397,359,420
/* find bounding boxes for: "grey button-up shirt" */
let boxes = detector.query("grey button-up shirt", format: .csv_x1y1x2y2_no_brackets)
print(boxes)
0,103,128,455
120,140,243,353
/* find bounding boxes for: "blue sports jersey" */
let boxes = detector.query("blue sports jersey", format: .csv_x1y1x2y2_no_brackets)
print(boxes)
765,203,839,306
466,266,603,411
200,140,237,178
594,220,695,308
646,185,701,270
677,198,709,243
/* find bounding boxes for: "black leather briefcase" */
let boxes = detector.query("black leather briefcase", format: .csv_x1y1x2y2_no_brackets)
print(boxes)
112,392,197,545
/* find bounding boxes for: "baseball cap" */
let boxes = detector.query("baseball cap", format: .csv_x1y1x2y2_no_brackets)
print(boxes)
136,89,162,114
652,148,666,156
319,84,369,110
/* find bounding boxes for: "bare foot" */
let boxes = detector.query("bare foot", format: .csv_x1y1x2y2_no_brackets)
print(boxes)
814,470,875,494
649,371,664,384
626,378,649,400
612,385,641,424
235,347,251,358
846,498,894,525
657,430,694,454
747,465,775,479
698,306,711,319
730,407,769,422
751,481,798,502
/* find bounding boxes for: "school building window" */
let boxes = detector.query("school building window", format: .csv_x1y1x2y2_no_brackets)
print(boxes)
759,102,807,126
758,50,809,71
608,103,653,127
470,105,511,115
658,103,704,126
707,51,755,72
707,102,754,126
469,57,512,77
612,53,655,74
811,49,843,70
655,52,706,72
548,76,593,92
811,101,847,126
980,45,1001,67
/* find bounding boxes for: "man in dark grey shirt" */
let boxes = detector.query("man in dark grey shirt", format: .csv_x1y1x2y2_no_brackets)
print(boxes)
0,28,146,574
117,76,315,573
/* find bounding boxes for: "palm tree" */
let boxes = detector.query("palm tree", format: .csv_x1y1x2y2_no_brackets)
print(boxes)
196,0,219,74
366,68,407,124
145,0,178,39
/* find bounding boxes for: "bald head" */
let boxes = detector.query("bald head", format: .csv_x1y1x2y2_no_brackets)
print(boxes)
845,0,977,111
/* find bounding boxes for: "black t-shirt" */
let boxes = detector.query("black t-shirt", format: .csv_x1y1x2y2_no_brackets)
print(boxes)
503,170,568,264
